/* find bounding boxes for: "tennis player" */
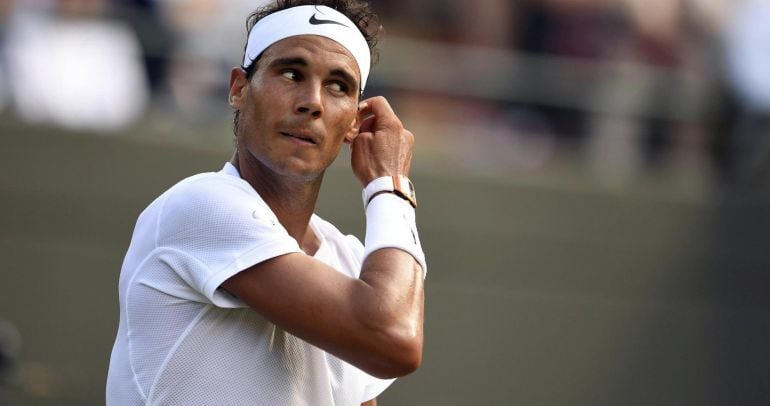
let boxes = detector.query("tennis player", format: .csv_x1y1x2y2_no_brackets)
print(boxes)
106,1,426,405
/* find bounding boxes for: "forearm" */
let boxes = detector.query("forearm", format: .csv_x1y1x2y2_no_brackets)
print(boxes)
359,248,423,339
351,248,424,377
344,188,426,376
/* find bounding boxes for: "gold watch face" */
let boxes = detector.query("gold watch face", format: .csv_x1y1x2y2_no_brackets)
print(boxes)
395,176,417,208
407,179,416,201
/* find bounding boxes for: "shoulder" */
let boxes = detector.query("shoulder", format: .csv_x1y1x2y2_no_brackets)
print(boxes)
155,170,281,244
161,170,274,220
164,170,259,210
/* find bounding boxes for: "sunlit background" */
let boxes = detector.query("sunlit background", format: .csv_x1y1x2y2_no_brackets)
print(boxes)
1,0,770,404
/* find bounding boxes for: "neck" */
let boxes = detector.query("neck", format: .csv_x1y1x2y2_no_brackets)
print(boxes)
230,152,323,254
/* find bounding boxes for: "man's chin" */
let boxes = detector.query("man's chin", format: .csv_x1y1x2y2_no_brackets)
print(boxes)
272,159,328,182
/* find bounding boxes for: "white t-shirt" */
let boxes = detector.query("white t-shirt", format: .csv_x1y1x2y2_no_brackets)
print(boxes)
106,163,394,406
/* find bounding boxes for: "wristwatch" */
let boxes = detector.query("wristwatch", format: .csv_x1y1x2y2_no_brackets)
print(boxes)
362,176,417,209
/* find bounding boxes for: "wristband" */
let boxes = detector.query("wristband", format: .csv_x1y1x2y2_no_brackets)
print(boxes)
362,176,417,209
363,193,427,277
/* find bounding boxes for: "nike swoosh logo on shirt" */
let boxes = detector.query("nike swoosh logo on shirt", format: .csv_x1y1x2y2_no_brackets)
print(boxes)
309,14,349,27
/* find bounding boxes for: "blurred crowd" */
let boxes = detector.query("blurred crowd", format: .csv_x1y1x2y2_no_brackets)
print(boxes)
375,0,770,183
0,0,257,131
0,0,768,183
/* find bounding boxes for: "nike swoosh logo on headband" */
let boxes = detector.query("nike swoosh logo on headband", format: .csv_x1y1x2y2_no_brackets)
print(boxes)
309,13,349,27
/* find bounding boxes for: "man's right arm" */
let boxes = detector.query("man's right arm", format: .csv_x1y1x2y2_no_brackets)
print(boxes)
222,245,423,379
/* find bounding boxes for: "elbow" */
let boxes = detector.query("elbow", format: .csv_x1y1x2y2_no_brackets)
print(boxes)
365,329,423,379
389,339,423,377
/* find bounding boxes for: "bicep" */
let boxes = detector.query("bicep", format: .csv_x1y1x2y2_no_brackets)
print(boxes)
361,398,377,406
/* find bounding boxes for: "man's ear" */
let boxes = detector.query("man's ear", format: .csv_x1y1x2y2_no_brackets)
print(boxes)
343,118,358,144
344,110,364,144
228,67,249,109
344,101,372,144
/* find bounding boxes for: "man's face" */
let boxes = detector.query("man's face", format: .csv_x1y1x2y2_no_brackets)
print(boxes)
229,35,361,181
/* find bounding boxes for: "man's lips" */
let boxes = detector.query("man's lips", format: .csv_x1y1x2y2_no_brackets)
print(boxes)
280,131,318,145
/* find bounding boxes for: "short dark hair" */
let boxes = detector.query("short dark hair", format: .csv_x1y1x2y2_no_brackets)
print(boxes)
233,0,381,136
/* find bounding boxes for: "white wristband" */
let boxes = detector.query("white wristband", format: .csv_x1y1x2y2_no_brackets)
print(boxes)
362,176,417,209
363,193,427,277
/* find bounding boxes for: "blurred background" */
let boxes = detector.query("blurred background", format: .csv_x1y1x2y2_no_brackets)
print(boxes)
1,0,770,404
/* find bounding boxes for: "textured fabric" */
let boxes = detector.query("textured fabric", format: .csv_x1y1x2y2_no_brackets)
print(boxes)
242,5,371,91
107,163,394,405
363,193,426,276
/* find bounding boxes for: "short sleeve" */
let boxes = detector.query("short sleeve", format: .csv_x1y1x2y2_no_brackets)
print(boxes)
361,374,396,402
344,234,364,258
155,176,301,307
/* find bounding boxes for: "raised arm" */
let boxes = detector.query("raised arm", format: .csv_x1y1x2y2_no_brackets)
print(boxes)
222,96,425,379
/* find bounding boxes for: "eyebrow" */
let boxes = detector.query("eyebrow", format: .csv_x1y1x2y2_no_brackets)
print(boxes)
269,56,359,91
269,57,308,68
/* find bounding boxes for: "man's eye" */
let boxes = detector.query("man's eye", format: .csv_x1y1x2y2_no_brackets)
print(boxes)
281,70,299,80
327,81,348,93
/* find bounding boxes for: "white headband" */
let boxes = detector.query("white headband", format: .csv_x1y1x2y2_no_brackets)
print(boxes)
243,5,371,92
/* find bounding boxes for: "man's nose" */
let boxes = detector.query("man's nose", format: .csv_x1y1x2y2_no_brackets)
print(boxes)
295,82,323,118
